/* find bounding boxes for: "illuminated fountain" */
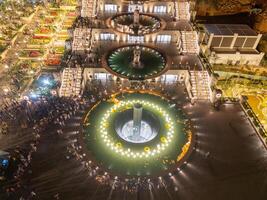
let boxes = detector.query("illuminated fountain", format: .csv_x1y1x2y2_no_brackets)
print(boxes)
132,103,142,139
131,9,140,35
83,92,194,177
118,103,157,143
132,46,143,69
108,10,162,35
106,45,166,80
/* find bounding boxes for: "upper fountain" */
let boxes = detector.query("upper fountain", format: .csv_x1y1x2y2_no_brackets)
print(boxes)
108,9,162,36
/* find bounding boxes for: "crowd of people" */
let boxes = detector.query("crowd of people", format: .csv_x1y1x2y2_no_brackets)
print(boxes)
0,78,188,198
0,95,88,199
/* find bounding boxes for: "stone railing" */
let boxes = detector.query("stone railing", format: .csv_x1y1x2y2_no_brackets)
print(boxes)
223,96,267,149
240,96,267,145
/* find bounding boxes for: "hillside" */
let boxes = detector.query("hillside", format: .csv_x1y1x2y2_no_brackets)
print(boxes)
195,0,267,32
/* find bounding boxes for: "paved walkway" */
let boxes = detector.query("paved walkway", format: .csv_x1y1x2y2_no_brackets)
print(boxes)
1,84,266,200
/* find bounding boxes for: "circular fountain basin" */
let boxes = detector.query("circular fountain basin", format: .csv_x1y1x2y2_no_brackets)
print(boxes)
105,45,167,80
83,91,193,178
109,13,163,35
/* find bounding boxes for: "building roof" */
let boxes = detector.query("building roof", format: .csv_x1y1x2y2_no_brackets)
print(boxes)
204,24,257,36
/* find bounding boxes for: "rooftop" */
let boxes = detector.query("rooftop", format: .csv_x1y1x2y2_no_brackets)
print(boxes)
204,24,258,36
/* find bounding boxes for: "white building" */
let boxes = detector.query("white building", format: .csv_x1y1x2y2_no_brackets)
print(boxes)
68,0,211,100
200,24,264,66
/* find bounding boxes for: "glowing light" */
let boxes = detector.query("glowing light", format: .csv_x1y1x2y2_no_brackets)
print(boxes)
3,88,9,93
30,92,38,99
98,99,175,159
42,78,51,86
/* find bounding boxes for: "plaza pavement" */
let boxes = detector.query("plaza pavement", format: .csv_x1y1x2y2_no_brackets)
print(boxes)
5,84,266,200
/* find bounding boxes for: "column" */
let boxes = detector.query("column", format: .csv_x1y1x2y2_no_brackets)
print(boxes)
207,33,214,49
253,34,262,49
230,33,238,49
132,103,143,140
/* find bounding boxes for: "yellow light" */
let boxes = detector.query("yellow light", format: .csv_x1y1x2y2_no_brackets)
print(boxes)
98,98,177,159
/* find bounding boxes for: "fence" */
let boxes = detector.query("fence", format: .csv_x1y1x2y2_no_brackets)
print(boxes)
237,96,267,149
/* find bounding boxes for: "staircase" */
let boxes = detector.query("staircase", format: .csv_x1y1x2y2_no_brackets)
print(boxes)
81,0,95,17
59,68,83,97
189,70,210,100
175,1,190,21
181,31,199,54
